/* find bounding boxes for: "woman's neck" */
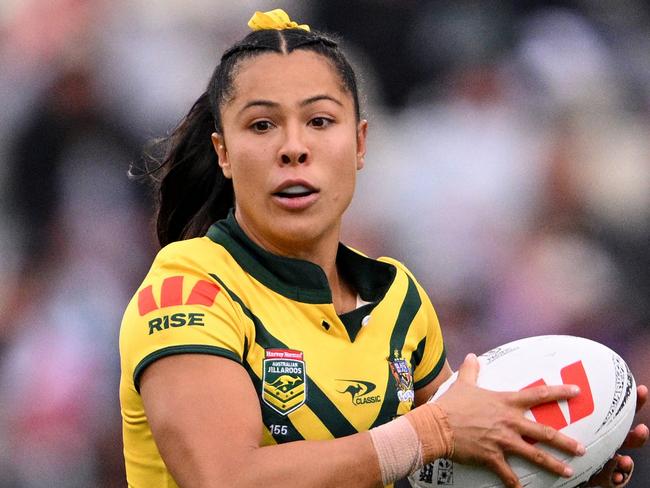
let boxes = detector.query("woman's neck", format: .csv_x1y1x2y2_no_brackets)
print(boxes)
327,264,357,315
235,214,357,314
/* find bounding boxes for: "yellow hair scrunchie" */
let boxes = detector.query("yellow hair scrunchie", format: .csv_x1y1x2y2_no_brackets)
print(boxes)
248,9,310,32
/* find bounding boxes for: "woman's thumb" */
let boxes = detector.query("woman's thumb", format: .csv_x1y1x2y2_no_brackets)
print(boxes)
457,353,480,385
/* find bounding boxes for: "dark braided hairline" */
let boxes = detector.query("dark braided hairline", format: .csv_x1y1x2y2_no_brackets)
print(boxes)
221,30,338,62
211,29,358,132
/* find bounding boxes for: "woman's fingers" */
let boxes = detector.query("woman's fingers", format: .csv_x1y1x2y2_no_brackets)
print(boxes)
510,383,581,409
613,455,634,476
483,453,522,488
620,423,649,449
588,457,618,487
505,434,575,478
517,417,585,456
612,456,634,487
635,384,647,413
584,384,645,486
481,433,575,488
587,455,634,487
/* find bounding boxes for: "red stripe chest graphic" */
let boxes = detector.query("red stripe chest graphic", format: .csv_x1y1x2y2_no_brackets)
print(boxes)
137,276,221,316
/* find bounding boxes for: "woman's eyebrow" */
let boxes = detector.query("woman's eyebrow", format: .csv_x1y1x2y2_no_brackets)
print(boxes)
238,95,343,116
238,99,279,115
300,94,343,107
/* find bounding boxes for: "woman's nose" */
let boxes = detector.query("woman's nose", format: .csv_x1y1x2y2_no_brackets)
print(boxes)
279,125,309,164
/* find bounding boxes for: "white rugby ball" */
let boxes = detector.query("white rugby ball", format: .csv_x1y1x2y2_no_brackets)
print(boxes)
409,335,636,488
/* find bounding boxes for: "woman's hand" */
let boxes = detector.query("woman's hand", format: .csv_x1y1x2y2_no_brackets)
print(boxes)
586,384,648,487
435,353,585,488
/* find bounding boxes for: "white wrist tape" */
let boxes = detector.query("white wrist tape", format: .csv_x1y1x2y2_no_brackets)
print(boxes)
369,414,422,486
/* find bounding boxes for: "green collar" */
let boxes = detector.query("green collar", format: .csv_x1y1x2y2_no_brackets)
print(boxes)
205,210,396,306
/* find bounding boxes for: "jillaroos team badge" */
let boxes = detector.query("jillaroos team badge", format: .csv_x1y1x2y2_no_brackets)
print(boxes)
262,349,307,415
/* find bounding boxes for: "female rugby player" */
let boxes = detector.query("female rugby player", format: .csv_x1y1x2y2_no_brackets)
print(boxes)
120,9,647,488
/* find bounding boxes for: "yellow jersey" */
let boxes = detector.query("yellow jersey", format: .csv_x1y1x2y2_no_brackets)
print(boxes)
119,211,446,487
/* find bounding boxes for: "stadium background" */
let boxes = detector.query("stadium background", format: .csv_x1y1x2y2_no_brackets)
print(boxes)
0,0,648,486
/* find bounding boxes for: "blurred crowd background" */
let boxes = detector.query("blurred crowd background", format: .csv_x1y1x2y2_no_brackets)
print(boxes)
0,0,648,486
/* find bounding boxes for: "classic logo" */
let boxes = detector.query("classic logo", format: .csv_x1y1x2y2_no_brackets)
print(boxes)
262,349,307,415
137,276,220,335
389,349,414,403
522,360,594,434
337,379,382,405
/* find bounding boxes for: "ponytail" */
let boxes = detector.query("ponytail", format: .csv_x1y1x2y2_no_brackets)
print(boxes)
134,92,233,248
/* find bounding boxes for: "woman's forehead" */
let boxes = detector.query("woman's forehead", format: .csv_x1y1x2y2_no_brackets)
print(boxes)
227,50,350,106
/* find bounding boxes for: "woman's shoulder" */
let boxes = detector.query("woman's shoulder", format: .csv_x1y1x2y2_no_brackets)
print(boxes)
120,236,239,334
124,237,235,298
154,235,219,260
151,236,231,271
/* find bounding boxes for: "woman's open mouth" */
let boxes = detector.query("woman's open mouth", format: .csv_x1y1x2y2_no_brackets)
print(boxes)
274,184,315,198
272,182,319,210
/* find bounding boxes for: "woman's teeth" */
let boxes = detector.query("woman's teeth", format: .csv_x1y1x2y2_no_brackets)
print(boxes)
277,185,312,197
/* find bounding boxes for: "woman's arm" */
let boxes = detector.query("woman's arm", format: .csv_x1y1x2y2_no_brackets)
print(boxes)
141,353,583,488
414,360,453,407
140,354,382,488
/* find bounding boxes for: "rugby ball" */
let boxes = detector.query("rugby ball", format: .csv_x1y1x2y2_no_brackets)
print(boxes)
409,335,636,488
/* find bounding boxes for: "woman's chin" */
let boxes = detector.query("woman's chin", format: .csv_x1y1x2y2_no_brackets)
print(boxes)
269,220,340,256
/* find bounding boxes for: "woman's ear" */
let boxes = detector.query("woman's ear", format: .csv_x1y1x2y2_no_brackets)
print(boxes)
356,120,368,170
211,133,231,178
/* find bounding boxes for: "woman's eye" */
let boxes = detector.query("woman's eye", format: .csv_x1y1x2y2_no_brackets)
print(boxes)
251,120,273,132
309,117,333,128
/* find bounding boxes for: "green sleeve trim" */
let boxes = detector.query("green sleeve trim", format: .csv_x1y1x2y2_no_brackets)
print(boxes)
413,346,447,391
411,336,427,370
133,345,241,393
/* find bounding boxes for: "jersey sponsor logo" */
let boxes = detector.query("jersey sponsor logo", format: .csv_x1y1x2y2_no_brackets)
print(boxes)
389,349,414,404
137,276,220,335
137,276,221,316
336,379,382,405
147,312,205,335
262,349,307,415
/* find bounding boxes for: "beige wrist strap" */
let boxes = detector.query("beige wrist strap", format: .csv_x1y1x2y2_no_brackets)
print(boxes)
368,403,454,486
406,403,455,462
